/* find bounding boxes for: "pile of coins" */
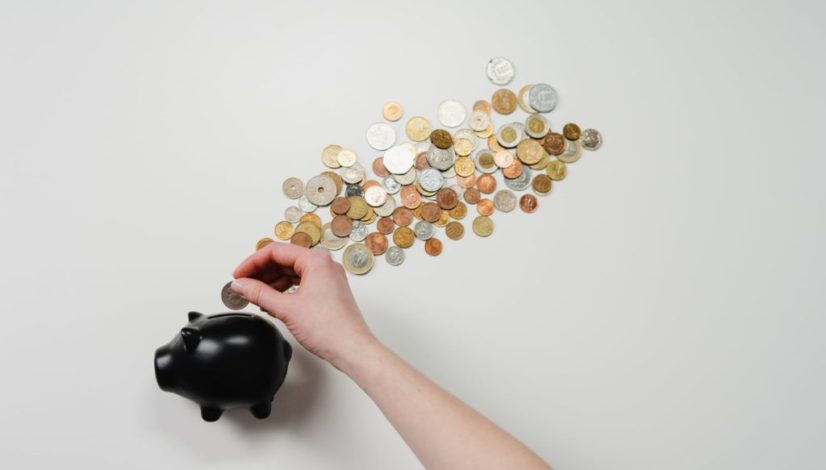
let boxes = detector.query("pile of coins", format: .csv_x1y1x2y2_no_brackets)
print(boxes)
230,56,602,302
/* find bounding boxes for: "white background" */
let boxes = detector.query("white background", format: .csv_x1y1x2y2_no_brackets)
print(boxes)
1,1,824,469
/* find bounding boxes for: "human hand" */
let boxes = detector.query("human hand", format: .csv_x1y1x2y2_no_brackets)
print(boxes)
229,242,377,369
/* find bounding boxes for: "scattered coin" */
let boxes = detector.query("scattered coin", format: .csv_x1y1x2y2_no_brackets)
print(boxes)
274,221,294,240
519,194,538,213
319,223,347,250
546,160,567,181
424,238,443,256
472,216,494,237
337,148,358,167
282,177,304,199
385,246,405,266
563,123,581,141
518,85,536,113
290,231,312,248
430,129,453,149
366,122,396,151
284,206,302,223
304,174,337,206
557,139,583,163
528,83,558,113
256,237,273,250
221,281,249,310
349,220,369,242
393,226,415,248
493,190,517,213
532,174,553,196
382,102,404,121
437,99,467,127
405,116,432,141
486,57,515,85
492,89,518,115
445,221,464,240
581,128,603,150
365,232,389,256
343,243,374,275
383,144,415,174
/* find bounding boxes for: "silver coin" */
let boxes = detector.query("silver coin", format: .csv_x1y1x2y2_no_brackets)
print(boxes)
427,145,454,171
383,176,401,194
493,189,517,212
414,220,434,240
441,166,456,179
383,144,415,174
319,223,347,251
437,99,466,128
418,168,444,192
364,185,388,207
221,281,248,310
282,177,304,199
385,246,405,266
474,149,499,174
528,83,558,113
486,57,515,85
304,174,337,206
558,139,583,163
524,114,550,139
349,221,369,242
581,128,603,151
504,167,532,191
337,148,358,167
375,195,397,217
468,111,490,132
365,122,396,151
340,162,365,184
393,166,417,185
284,206,302,223
298,195,317,213
345,184,364,198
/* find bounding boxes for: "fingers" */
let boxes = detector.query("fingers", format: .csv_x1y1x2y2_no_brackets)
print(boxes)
233,242,312,280
230,277,295,323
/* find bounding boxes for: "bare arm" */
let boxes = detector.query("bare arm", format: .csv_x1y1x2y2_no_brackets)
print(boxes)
230,242,551,470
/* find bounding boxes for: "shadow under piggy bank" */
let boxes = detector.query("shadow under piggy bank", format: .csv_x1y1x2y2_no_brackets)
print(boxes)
154,311,292,422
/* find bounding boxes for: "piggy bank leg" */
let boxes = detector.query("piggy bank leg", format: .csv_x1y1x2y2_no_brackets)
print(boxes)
200,406,223,422
250,400,272,419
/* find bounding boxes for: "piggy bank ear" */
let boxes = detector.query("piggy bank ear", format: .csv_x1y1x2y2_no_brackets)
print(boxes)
180,327,201,352
188,311,203,322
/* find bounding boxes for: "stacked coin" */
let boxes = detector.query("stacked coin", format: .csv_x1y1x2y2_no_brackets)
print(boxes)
223,57,603,304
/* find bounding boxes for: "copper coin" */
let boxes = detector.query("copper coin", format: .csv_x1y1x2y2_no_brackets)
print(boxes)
400,185,422,209
331,196,350,215
364,232,388,256
372,157,390,177
377,216,395,234
445,221,464,240
519,194,538,213
362,179,380,191
436,188,458,210
393,226,415,248
415,152,430,170
420,202,442,223
424,238,442,256
476,174,497,194
464,187,481,204
477,199,495,216
289,231,312,248
541,132,566,156
331,215,354,237
456,173,477,189
392,207,414,226
502,160,523,179
532,174,553,195
563,123,581,141
473,100,492,115
430,129,453,149
491,88,518,115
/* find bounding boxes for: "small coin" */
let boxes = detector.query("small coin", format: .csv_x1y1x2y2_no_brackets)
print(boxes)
337,148,358,167
383,175,401,194
366,122,396,151
393,226,415,248
532,174,553,195
519,194,538,213
493,189,517,213
563,123,581,141
377,216,395,234
304,174,337,206
414,220,434,240
541,132,566,156
340,162,366,184
528,83,558,113
448,200,467,219
284,206,302,223
375,195,396,217
581,128,603,151
406,116,432,141
492,89,518,115
477,173,497,194
419,168,444,193
343,243,374,275
364,185,388,207
464,187,481,205
437,99,466,128
349,220,369,242
456,173,477,189
420,202,442,223
400,185,422,209
424,237,443,256
382,101,404,121
518,85,537,113
383,144,415,174
274,221,294,240
331,196,350,215
385,245,405,266
477,199,495,216
472,215,494,237
426,146,454,171
436,187,458,210
525,114,549,139
445,221,464,240
430,129,453,149
546,159,567,181
221,281,249,310
365,232,389,256
282,177,304,199
256,238,273,250
321,144,342,169
290,231,312,248
486,57,515,85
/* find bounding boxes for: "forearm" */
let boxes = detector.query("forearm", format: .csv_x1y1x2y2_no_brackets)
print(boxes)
333,337,552,470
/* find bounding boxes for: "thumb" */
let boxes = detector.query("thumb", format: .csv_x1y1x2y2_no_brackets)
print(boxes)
230,278,295,322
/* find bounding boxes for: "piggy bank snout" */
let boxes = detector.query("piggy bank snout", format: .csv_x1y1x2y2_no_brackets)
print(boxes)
154,344,177,392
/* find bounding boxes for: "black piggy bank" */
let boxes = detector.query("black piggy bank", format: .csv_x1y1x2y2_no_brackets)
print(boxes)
154,311,292,422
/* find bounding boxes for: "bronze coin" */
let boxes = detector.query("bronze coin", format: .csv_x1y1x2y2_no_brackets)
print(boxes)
331,215,354,237
289,231,312,248
532,174,553,194
361,179,380,191
456,173,477,189
430,129,453,149
563,123,581,141
541,132,566,156
364,232,388,256
476,174,497,194
415,152,430,170
502,160,523,179
448,201,467,219
445,221,464,240
436,188,458,210
420,202,442,223
377,216,395,234
393,226,415,248
256,237,274,250
488,134,505,153
400,185,421,209
473,100,492,115
331,196,350,215
424,237,442,256
491,88,518,115
372,157,390,177
477,199,495,216
519,194,538,213
391,207,414,226
464,187,481,204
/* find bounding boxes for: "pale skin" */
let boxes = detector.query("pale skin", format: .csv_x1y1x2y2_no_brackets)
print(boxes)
230,242,552,470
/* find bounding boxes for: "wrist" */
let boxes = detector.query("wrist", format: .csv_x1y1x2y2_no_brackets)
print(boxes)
328,332,387,379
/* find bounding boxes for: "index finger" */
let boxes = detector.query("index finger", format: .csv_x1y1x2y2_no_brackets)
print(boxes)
232,241,314,279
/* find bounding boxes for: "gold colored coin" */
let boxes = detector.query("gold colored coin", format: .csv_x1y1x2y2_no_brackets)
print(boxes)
361,208,377,224
295,221,322,245
274,221,294,240
448,201,467,220
546,159,567,181
473,100,492,115
518,85,537,113
529,153,549,170
563,123,581,141
491,88,518,115
472,215,494,237
445,221,464,240
487,134,505,153
434,209,450,227
393,226,415,248
454,138,474,156
382,102,404,121
299,212,322,229
321,144,342,169
516,139,545,165
454,157,475,177
474,123,494,138
342,243,374,275
477,151,497,173
430,129,453,149
346,196,369,220
532,174,553,196
256,237,274,250
406,116,432,142
526,115,548,137
413,205,423,220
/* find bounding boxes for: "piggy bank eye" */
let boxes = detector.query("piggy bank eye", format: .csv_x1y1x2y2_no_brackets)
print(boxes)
180,327,201,352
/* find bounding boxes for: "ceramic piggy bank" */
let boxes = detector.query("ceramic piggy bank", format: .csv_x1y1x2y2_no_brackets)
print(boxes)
154,311,293,422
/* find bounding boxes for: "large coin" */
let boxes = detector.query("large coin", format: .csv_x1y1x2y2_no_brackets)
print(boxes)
437,99,466,128
471,215,494,237
366,122,396,151
491,89,518,115
221,281,249,310
385,246,406,266
343,243,374,275
383,144,415,174
282,177,304,199
304,174,337,206
486,57,515,85
528,83,558,113
405,116,432,141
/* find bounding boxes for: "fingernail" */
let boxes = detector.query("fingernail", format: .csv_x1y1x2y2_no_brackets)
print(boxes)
231,278,248,292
